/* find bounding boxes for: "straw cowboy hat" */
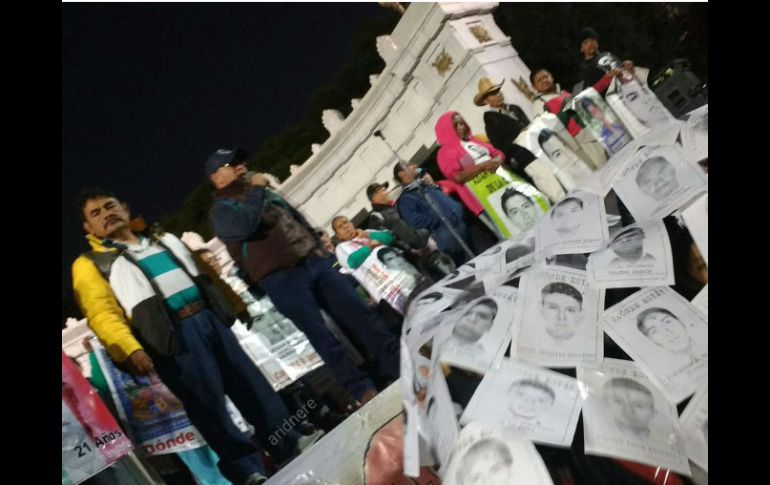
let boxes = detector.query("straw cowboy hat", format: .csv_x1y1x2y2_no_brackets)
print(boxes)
473,77,504,106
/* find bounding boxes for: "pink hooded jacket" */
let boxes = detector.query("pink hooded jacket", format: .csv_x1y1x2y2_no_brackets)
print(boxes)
435,111,503,216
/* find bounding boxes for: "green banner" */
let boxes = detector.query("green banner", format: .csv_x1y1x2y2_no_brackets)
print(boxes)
466,168,550,239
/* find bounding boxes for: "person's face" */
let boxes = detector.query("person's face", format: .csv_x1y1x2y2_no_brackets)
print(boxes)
453,114,470,140
641,311,691,353
484,90,505,108
636,159,678,200
551,200,582,234
586,103,607,123
371,186,390,205
609,229,644,258
82,196,131,239
688,243,708,285
532,70,555,93
333,217,357,242
509,384,554,418
453,303,496,342
460,449,512,485
541,292,583,340
620,81,668,126
541,136,582,168
406,163,420,180
210,163,247,190
319,232,335,253
382,251,412,272
503,194,537,231
199,251,222,274
415,295,441,311
604,386,654,434
580,38,599,58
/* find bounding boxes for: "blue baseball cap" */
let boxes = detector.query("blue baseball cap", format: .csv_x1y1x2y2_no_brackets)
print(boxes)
204,148,247,176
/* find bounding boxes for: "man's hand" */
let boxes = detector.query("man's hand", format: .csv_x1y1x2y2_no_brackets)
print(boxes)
367,239,382,249
127,349,155,376
420,172,436,186
248,172,270,187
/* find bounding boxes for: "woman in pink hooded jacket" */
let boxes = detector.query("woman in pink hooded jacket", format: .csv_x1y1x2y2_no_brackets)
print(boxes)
435,111,506,230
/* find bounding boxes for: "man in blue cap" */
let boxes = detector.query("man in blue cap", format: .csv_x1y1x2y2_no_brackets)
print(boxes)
205,148,400,407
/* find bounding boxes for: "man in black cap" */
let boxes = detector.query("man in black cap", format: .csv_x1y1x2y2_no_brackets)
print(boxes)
367,180,456,282
205,148,400,407
574,27,629,93
366,181,429,255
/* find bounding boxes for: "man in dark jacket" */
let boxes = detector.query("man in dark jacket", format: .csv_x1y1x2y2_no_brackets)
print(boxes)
574,27,630,93
367,181,455,281
206,148,399,407
394,162,473,266
473,76,537,185
366,181,430,251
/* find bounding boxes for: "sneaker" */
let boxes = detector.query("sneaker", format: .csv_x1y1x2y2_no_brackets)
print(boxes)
242,472,267,485
296,428,325,453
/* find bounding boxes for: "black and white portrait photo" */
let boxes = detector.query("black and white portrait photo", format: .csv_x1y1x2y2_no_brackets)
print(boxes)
612,144,707,222
602,287,708,403
435,287,517,374
512,266,604,368
461,358,582,447
442,423,554,485
587,221,674,288
578,358,691,475
536,190,609,256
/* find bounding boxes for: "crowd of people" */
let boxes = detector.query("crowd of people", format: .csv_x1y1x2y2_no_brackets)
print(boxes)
66,25,707,485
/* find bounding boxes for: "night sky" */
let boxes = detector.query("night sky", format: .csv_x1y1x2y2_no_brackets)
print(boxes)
62,3,386,315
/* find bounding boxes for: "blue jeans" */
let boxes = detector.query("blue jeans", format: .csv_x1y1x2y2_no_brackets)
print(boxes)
434,222,472,266
260,255,400,400
149,309,300,484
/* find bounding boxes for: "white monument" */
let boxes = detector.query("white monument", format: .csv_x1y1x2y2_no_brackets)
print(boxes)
273,2,533,232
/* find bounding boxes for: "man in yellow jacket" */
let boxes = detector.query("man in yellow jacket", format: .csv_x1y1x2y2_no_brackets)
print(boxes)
71,189,321,485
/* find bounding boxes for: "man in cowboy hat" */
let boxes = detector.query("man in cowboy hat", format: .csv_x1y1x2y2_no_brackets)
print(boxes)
474,76,536,184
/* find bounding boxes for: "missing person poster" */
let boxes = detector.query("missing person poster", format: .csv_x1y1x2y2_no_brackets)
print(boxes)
441,422,554,485
520,113,597,192
574,88,632,155
230,317,324,391
92,343,207,455
512,265,604,368
578,358,691,476
611,143,707,222
679,384,708,472
680,104,708,165
607,75,675,138
691,284,708,317
466,168,551,239
602,287,708,403
435,286,517,374
587,221,675,288
479,236,538,291
62,351,133,484
535,190,610,256
423,367,461,476
460,358,582,447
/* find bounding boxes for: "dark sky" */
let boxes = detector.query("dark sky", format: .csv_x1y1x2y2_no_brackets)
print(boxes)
62,3,385,313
